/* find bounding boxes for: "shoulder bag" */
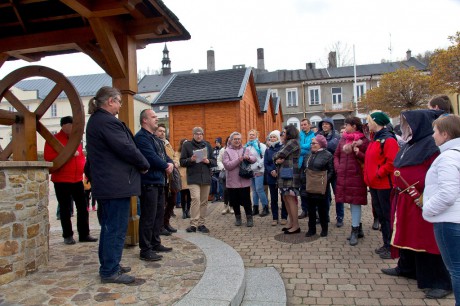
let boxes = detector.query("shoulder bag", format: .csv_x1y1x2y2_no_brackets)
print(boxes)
239,147,254,179
305,155,327,195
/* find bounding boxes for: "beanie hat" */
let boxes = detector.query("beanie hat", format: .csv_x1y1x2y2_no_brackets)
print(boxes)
269,130,281,141
314,134,328,149
215,137,222,144
60,116,73,126
370,111,390,126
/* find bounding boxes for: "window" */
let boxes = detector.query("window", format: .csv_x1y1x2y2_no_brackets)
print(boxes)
286,117,300,129
271,89,278,98
331,87,342,104
308,86,321,105
355,83,366,101
310,115,322,128
50,104,57,117
8,106,16,112
286,88,298,107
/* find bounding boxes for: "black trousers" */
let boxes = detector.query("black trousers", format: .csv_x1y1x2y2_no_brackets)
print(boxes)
369,188,392,249
398,249,452,290
163,185,177,227
228,187,252,217
139,185,164,254
54,181,89,239
181,189,191,212
307,196,328,233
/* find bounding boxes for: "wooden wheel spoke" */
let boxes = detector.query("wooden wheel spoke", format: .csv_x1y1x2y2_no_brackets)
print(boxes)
37,122,63,154
4,90,30,114
35,83,64,118
0,142,12,161
0,109,19,125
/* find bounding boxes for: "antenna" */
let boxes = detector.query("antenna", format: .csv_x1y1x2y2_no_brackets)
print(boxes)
388,33,392,62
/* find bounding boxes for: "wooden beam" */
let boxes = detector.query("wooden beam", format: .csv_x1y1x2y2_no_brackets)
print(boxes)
60,0,129,18
88,17,126,78
76,42,110,73
0,109,19,125
0,53,9,69
0,27,95,53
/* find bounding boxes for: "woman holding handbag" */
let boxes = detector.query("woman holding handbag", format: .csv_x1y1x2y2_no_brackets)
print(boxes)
273,125,301,234
302,135,334,237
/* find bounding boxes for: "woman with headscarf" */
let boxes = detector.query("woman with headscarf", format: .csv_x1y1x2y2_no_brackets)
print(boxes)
382,109,452,300
301,134,334,237
334,116,369,246
423,115,460,303
223,132,256,227
364,111,399,260
264,130,288,226
274,125,301,234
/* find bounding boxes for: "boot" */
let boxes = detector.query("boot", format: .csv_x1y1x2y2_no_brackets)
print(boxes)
372,218,379,230
347,223,365,240
252,206,259,216
349,226,359,246
221,204,230,215
247,215,254,227
182,210,187,219
320,222,328,237
235,215,242,226
259,206,269,217
230,207,234,214
186,209,191,218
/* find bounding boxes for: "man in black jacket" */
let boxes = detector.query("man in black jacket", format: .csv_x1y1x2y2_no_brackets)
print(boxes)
180,127,217,233
135,109,174,261
86,87,150,285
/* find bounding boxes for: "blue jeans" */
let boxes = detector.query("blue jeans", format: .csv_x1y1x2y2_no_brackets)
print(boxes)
98,197,130,278
328,176,344,221
251,175,268,207
434,222,460,305
350,204,362,227
211,172,223,198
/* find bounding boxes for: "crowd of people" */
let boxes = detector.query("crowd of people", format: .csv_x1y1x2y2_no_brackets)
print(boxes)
48,86,458,305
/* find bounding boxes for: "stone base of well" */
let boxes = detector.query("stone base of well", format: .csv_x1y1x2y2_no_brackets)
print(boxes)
0,161,52,285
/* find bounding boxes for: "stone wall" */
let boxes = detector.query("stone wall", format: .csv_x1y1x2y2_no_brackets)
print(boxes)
0,161,52,285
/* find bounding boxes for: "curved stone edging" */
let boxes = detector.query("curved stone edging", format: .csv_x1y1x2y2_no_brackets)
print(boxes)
174,231,246,306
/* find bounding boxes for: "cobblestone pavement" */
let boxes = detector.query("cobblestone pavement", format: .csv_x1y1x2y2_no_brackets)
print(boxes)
0,189,455,306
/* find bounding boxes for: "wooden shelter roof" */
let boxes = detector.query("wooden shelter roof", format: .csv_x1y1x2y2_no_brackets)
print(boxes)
0,0,190,76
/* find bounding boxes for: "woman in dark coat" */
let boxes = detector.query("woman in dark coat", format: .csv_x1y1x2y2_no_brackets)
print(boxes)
264,130,287,226
301,135,335,237
334,117,369,246
274,125,301,234
383,109,452,300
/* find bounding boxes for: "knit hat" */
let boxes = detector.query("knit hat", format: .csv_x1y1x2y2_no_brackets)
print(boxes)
215,137,222,144
370,111,390,126
269,130,281,141
60,116,73,126
314,134,327,148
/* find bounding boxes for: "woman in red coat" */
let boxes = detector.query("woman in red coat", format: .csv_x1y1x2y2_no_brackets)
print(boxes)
382,109,452,299
334,117,369,246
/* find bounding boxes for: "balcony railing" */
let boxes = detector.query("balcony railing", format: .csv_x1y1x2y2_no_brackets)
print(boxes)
324,101,354,113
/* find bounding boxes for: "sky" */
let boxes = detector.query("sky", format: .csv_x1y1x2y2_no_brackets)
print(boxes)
0,0,459,78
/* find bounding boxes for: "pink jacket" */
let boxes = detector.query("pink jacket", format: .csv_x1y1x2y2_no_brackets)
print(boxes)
223,146,256,188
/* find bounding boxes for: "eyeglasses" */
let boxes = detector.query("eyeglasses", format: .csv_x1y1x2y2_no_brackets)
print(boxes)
113,97,122,105
194,132,204,136
233,138,241,141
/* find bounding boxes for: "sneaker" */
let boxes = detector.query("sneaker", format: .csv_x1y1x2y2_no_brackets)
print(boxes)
64,237,76,245
119,265,131,274
271,220,278,226
101,271,135,284
372,218,380,230
379,249,392,259
186,226,196,232
79,235,98,243
425,288,452,299
374,246,386,254
336,219,344,228
140,252,162,262
153,245,173,252
280,219,288,225
229,208,234,214
381,268,401,277
197,225,210,233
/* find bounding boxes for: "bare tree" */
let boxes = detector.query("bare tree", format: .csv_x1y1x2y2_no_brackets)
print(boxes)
318,41,354,68
137,66,160,80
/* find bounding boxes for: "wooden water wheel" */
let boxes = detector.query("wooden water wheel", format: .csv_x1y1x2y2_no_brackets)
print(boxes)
0,66,84,172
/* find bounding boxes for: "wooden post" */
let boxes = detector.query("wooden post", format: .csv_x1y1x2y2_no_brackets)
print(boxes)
12,112,37,161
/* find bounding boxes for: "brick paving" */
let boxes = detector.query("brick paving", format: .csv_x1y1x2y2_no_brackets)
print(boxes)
0,189,455,305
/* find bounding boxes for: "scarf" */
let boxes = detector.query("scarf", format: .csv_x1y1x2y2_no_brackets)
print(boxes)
245,139,262,156
343,131,365,144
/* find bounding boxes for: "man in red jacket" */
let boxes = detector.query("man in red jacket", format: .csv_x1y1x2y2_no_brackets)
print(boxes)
44,116,97,245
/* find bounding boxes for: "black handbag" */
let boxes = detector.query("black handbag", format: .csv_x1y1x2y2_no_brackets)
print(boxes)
239,148,254,179
279,167,294,179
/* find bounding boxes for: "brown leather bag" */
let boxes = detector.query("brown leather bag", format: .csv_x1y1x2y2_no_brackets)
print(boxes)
305,169,327,195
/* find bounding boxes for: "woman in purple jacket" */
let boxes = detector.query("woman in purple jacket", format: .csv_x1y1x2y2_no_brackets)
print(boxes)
223,132,257,227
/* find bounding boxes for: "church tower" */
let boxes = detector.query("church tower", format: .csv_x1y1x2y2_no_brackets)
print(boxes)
161,43,171,76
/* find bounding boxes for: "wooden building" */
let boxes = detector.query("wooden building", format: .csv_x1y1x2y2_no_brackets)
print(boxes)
153,68,283,149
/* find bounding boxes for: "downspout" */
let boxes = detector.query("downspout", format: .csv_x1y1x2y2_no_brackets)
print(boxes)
301,81,306,118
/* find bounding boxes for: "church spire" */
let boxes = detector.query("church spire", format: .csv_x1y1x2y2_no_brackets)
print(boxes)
161,43,171,76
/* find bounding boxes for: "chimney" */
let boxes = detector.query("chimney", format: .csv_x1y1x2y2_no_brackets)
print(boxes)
328,51,337,68
406,49,412,60
257,48,265,70
207,49,215,72
306,62,316,70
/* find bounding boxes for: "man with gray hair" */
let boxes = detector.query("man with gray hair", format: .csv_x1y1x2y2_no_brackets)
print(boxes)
180,127,217,233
